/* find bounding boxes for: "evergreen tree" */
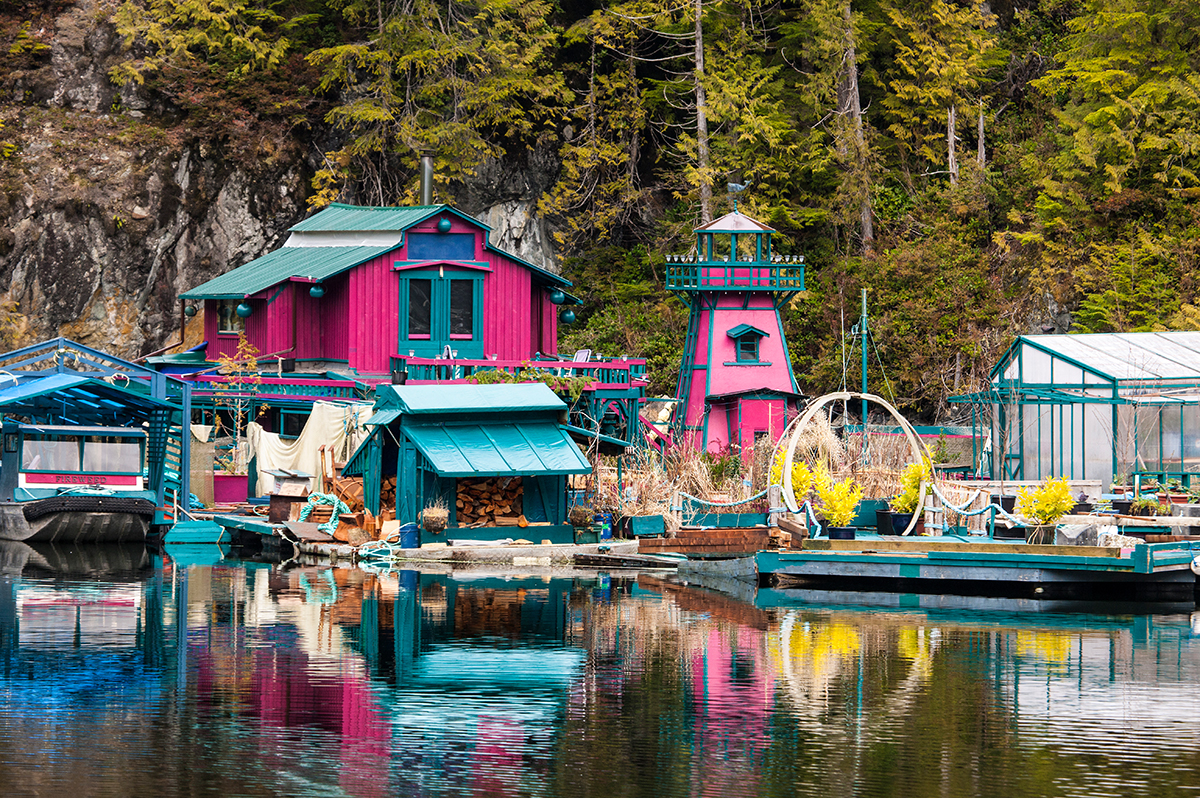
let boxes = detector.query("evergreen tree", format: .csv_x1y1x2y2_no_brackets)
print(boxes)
307,0,569,206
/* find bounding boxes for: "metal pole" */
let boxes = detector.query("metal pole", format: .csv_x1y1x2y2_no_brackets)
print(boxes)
860,288,868,431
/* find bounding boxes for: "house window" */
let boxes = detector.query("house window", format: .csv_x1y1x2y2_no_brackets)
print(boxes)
217,299,245,334
399,271,483,358
281,410,308,440
726,323,769,365
449,280,474,337
409,279,432,338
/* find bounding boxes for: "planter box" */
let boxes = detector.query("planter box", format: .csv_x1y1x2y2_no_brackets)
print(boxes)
629,515,666,537
688,512,767,528
852,499,889,529
212,473,249,504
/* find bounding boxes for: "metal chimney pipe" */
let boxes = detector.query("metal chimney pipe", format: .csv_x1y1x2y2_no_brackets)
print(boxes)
420,153,435,206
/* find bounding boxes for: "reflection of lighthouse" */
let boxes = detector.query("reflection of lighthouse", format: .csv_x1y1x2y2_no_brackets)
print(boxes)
689,626,773,795
666,207,806,458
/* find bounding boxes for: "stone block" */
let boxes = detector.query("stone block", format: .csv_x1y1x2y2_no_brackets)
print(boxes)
1056,523,1099,547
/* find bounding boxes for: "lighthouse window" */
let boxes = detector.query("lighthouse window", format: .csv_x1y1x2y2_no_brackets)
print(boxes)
736,335,760,362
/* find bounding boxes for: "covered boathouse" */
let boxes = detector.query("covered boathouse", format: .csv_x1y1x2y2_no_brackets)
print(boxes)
341,383,591,546
0,338,192,527
950,331,1200,492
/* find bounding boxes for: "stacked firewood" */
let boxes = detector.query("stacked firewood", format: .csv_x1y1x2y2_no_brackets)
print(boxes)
456,477,523,526
327,475,397,522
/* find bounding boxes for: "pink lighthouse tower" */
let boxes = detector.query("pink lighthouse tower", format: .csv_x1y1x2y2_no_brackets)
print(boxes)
666,205,806,458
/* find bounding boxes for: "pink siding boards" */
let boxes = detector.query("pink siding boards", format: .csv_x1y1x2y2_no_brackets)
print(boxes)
347,250,401,373
678,293,798,456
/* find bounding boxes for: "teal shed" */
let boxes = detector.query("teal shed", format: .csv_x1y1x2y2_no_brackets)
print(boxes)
343,383,591,544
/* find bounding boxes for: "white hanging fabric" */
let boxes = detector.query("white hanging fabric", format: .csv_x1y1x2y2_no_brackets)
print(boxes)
246,401,374,497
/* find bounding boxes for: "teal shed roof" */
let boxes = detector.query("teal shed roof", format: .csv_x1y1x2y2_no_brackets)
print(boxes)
181,245,395,299
289,203,444,232
405,421,590,477
379,383,569,415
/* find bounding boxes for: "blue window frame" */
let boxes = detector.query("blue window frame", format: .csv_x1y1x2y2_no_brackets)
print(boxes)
399,269,484,358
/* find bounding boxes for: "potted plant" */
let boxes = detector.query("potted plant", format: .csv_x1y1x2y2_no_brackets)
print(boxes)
1015,476,1075,544
211,332,264,504
421,495,449,534
891,460,931,535
815,470,863,540
1129,497,1169,517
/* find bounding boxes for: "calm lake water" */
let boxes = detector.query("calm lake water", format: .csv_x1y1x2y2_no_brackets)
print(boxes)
3,543,1200,797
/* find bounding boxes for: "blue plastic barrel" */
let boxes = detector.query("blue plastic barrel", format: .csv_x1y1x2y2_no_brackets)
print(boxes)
594,512,613,540
398,522,419,548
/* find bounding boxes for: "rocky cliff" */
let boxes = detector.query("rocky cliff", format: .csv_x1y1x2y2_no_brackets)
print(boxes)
0,0,559,359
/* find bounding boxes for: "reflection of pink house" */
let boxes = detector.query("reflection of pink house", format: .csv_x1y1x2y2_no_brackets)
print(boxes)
666,209,805,458
194,643,392,798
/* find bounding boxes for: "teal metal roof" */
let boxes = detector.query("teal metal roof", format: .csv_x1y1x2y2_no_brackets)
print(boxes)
0,374,176,423
289,203,444,232
364,408,401,426
181,245,395,299
381,383,568,415
405,421,590,477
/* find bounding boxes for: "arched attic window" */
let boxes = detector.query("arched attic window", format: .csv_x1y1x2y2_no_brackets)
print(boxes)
727,323,769,363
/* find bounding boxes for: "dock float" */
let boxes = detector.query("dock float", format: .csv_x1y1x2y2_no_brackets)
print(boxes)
756,537,1200,601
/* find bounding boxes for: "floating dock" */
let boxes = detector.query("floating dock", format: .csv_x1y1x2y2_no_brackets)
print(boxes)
756,535,1200,601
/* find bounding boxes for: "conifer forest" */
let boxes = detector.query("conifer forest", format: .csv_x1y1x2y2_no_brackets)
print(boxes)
9,0,1200,421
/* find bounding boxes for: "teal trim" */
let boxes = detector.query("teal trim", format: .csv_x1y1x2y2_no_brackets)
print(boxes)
265,284,287,306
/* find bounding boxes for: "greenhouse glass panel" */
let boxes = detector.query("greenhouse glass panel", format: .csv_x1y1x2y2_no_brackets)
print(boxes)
1184,405,1200,474
1161,405,1183,473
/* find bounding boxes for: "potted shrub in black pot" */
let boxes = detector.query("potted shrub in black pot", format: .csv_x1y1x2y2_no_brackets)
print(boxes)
816,470,863,540
890,460,931,536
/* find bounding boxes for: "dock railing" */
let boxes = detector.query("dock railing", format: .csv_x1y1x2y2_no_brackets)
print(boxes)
390,354,648,387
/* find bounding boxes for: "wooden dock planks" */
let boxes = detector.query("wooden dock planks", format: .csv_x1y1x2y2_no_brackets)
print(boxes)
640,526,795,555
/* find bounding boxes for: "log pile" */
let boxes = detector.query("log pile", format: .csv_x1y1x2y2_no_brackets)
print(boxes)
380,477,397,513
326,476,397,522
456,477,523,526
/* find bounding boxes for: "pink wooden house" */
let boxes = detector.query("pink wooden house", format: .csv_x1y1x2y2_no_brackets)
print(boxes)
180,202,574,375
665,208,806,458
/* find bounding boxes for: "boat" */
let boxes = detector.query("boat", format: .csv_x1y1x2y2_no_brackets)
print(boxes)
0,423,159,543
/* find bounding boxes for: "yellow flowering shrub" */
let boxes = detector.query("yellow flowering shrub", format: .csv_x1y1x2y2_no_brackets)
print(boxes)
1016,476,1075,525
816,470,863,527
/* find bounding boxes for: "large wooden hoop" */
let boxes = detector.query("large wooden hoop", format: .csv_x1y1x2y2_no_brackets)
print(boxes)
774,391,935,536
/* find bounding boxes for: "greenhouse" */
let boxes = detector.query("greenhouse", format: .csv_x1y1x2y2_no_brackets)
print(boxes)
950,332,1200,491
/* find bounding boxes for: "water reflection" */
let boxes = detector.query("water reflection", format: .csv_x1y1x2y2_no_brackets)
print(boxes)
1,553,1200,796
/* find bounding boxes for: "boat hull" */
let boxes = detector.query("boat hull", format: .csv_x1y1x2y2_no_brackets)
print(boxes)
0,497,155,544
